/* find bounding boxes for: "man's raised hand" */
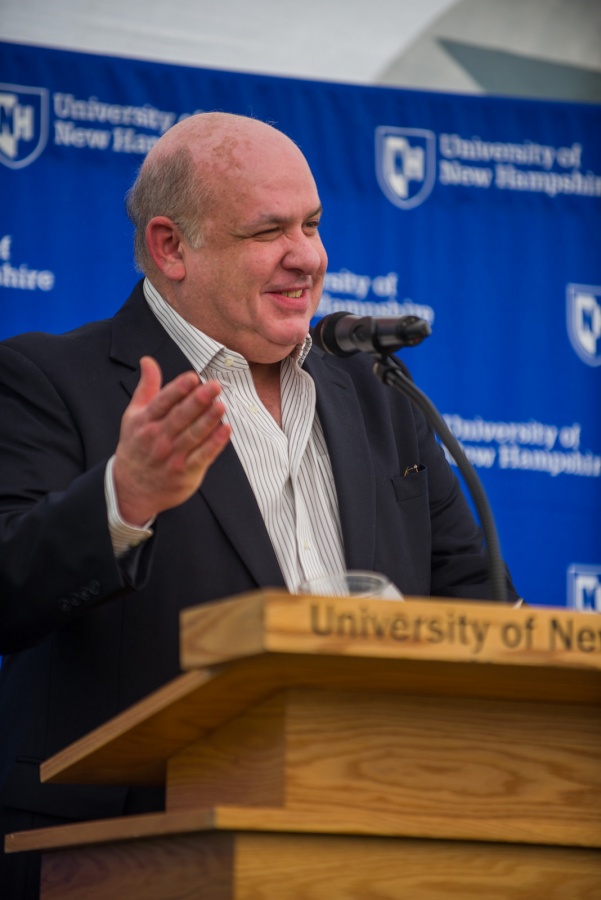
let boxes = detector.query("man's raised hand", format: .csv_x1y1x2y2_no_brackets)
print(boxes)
113,356,231,526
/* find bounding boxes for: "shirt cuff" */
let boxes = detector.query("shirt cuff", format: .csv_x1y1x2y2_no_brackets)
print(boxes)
105,456,155,558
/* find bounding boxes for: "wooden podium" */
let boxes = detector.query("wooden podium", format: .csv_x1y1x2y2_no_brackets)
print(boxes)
6,592,601,898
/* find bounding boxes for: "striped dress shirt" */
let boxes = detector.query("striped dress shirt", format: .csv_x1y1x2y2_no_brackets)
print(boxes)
118,279,346,592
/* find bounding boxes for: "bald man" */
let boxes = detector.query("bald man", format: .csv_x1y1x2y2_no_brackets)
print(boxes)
0,113,518,896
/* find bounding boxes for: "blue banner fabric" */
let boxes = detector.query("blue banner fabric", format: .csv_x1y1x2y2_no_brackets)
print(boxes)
1,41,600,609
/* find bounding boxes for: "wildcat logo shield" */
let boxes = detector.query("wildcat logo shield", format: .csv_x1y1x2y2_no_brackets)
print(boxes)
567,284,601,367
567,565,601,611
0,84,49,169
375,126,436,210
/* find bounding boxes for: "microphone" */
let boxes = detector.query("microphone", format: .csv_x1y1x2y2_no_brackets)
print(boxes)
313,311,431,357
312,310,510,602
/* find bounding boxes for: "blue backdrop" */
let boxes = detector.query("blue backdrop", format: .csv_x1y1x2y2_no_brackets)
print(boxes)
1,41,600,608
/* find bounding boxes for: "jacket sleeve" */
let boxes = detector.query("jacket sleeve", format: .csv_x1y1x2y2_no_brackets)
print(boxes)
0,343,148,653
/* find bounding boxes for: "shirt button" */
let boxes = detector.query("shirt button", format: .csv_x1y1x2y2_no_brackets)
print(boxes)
248,404,259,414
224,356,234,367
303,540,311,551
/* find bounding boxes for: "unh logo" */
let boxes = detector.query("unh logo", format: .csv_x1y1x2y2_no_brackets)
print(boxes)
375,126,436,210
567,284,601,367
0,83,49,169
567,565,601,611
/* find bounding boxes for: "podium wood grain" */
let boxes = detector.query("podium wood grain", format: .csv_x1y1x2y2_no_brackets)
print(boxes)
5,593,601,897
39,593,601,787
37,831,601,899
164,688,601,847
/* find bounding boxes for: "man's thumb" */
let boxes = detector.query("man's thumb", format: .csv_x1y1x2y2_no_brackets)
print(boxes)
131,356,162,407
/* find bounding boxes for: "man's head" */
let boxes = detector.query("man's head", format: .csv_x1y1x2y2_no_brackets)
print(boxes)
126,112,327,364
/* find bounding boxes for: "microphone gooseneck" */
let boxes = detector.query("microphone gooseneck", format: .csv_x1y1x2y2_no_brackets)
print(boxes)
313,311,509,603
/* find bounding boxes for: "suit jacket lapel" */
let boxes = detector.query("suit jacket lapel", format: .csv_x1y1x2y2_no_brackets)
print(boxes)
109,283,286,590
305,349,377,572
199,445,287,588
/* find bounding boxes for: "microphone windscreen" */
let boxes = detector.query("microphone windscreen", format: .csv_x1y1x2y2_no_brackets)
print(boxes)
312,312,357,357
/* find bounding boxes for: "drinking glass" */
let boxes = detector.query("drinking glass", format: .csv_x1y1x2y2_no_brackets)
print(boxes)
299,571,403,600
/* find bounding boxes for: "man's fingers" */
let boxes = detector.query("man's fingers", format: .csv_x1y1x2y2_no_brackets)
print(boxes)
128,358,226,440
146,372,210,423
123,358,226,455
132,356,208,425
164,384,226,449
186,400,225,443
115,356,232,524
187,420,232,470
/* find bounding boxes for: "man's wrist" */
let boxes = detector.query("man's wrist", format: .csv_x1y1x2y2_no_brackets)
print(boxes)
105,456,155,557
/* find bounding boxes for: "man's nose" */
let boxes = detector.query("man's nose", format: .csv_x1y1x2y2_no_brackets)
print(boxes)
282,231,324,273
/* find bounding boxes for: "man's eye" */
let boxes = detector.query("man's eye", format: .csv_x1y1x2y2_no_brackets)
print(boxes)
305,220,321,230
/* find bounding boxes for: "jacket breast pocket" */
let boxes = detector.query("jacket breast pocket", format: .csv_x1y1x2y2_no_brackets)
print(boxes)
391,466,428,502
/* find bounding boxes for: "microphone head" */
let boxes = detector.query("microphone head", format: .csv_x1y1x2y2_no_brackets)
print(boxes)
313,311,431,356
312,312,359,357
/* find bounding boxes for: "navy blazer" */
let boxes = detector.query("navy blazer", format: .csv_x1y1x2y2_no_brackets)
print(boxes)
0,281,516,824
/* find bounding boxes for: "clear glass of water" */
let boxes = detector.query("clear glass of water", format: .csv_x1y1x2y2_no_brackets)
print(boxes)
298,570,403,600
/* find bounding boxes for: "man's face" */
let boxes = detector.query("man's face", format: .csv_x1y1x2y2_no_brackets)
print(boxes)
171,135,328,364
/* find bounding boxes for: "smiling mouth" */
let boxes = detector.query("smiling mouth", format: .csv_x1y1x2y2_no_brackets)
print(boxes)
279,289,304,299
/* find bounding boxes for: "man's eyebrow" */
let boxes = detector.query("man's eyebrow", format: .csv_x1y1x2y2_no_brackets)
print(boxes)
247,205,323,229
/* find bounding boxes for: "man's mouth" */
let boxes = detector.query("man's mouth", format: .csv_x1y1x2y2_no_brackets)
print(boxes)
279,289,304,299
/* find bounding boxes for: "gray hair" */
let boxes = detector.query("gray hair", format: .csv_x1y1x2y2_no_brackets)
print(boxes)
125,145,214,273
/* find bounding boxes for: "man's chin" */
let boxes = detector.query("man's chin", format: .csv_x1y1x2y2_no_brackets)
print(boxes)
247,332,307,365
270,319,311,348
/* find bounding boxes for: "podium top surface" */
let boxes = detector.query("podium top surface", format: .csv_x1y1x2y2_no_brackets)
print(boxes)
41,593,601,787
180,591,601,673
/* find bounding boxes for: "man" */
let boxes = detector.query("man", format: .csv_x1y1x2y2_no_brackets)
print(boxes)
0,113,518,896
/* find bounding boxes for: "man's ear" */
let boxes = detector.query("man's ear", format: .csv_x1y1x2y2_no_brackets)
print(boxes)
145,216,187,281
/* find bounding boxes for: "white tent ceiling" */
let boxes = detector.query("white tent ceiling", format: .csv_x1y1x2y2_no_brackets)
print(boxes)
1,0,601,101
